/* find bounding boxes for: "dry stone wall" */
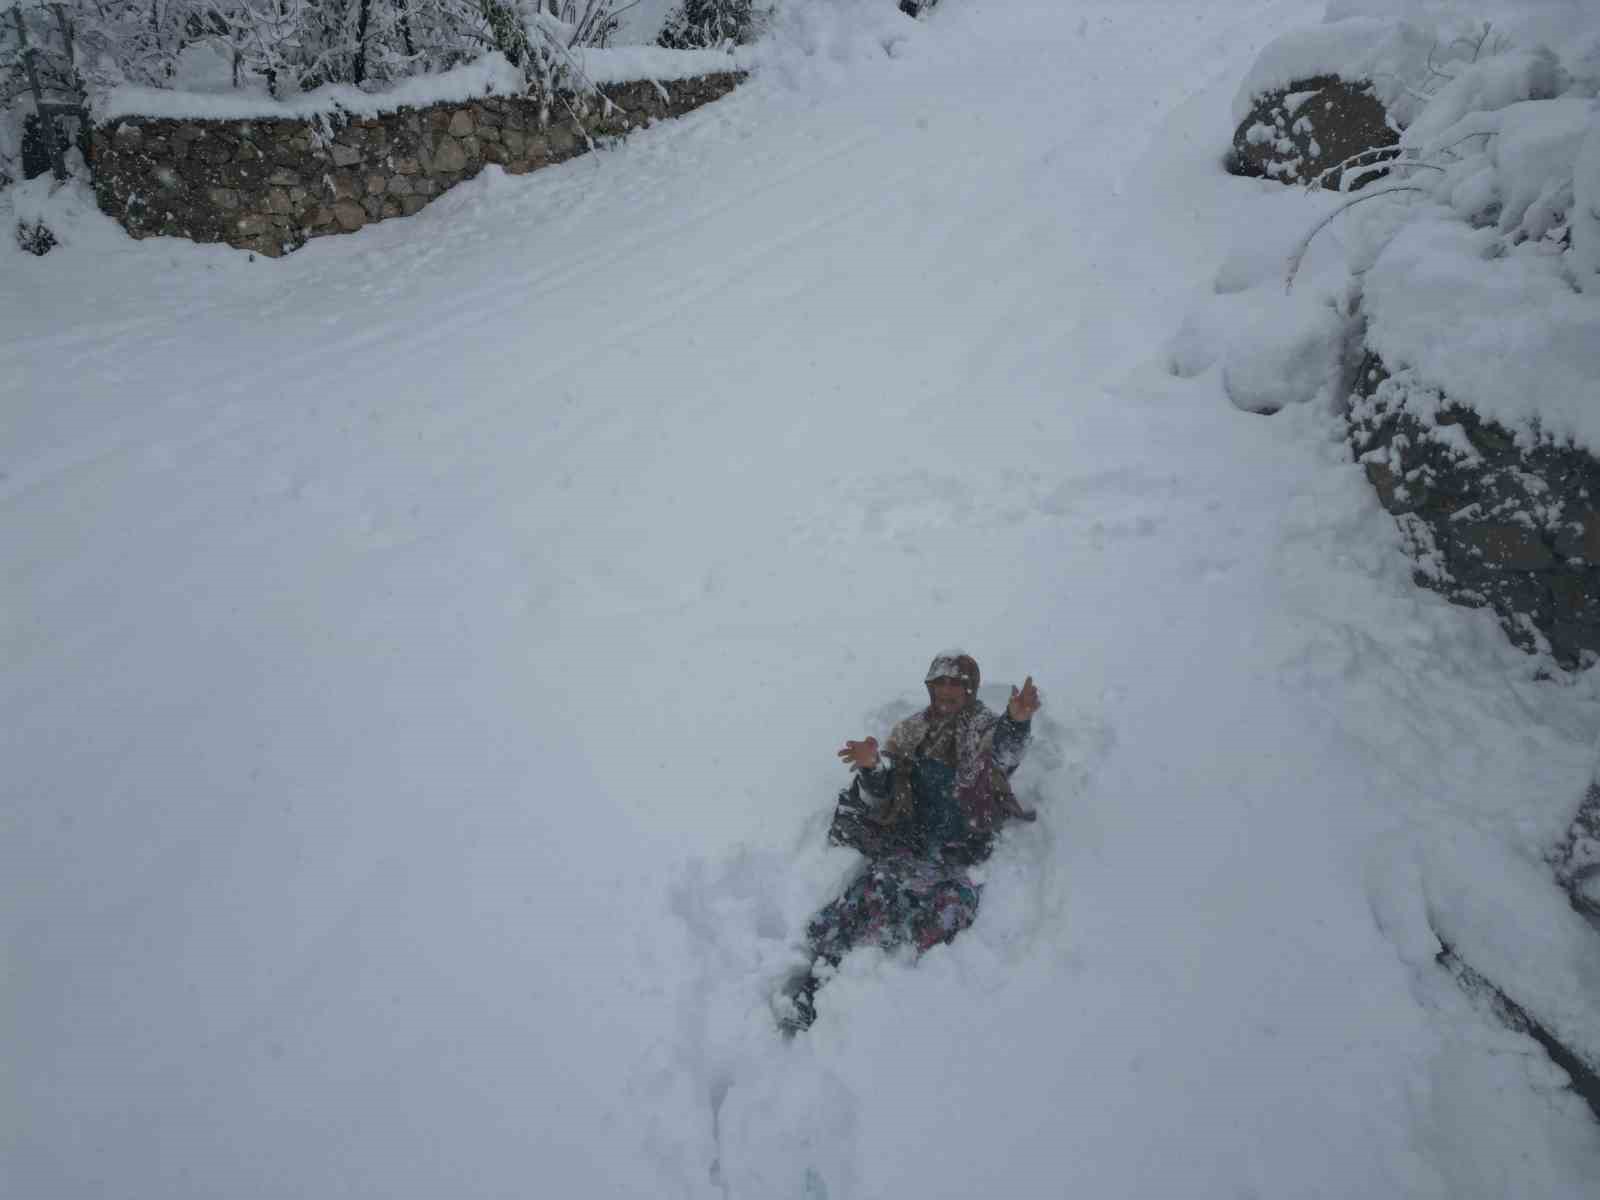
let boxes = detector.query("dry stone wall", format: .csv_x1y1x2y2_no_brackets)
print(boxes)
1349,352,1600,670
90,73,742,257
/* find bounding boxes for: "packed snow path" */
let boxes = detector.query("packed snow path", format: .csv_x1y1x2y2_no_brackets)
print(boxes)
5,2,1599,1198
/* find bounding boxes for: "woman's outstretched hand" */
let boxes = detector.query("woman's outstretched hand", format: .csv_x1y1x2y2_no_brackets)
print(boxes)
1008,676,1041,721
838,737,881,770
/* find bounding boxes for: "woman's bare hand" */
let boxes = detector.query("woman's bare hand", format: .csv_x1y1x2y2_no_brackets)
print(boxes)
1008,676,1041,721
837,737,881,770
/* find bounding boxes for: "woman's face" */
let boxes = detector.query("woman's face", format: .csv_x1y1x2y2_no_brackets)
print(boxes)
928,676,969,716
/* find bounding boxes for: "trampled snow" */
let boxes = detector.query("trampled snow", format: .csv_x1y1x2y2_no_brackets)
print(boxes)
4,2,1600,1199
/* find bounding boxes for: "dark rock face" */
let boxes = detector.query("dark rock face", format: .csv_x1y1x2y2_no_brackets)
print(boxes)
90,73,745,257
1228,75,1398,190
1349,353,1600,669
1553,776,1600,924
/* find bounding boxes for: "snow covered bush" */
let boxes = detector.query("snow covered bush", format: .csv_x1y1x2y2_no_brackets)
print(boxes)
0,0,629,133
14,215,54,252
656,0,756,50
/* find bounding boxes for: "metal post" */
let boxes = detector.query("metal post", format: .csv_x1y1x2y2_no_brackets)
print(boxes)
11,5,68,181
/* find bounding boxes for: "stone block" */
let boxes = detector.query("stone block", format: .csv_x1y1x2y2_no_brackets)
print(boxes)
387,175,414,196
361,195,383,220
394,156,421,175
1553,511,1600,563
1549,620,1600,663
330,172,362,200
1549,573,1594,621
332,200,367,231
267,187,294,214
400,194,429,216
1464,419,1516,455
1364,461,1419,515
504,160,533,175
1453,523,1555,572
478,125,502,142
330,143,363,167
196,138,234,166
220,160,268,189
380,195,403,219
234,213,268,235
309,206,337,227
365,173,387,196
430,137,467,174
448,110,475,137
113,122,143,150
268,168,301,186
208,187,241,211
482,142,508,166
502,128,527,156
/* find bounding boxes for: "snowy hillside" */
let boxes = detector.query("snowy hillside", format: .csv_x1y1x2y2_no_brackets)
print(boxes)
4,2,1599,1198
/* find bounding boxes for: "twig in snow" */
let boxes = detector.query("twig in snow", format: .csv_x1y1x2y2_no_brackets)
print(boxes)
1286,185,1433,292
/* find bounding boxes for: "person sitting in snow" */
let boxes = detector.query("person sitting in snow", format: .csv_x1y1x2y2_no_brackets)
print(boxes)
780,651,1041,1032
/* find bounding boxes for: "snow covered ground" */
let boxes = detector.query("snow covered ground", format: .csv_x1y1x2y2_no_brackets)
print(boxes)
4,1,1599,1197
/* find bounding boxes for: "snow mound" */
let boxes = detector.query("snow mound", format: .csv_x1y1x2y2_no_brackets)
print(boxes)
1222,295,1348,414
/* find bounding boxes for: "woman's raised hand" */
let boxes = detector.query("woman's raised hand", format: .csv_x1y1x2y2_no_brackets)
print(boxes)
837,737,881,770
1008,676,1041,721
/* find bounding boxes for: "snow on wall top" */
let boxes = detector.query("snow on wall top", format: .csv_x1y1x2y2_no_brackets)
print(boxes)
93,46,751,125
1362,213,1600,451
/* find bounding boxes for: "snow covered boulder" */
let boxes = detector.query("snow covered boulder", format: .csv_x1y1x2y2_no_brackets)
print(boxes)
1220,296,1347,415
1228,75,1397,190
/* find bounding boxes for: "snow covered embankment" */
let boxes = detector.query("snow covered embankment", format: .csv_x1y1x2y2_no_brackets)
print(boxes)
1181,2,1600,1139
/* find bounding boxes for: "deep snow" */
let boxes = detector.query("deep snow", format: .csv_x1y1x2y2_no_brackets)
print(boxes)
4,2,1599,1198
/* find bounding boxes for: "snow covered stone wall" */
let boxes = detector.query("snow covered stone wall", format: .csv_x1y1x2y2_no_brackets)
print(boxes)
89,73,742,257
1349,354,1600,669
1219,16,1600,671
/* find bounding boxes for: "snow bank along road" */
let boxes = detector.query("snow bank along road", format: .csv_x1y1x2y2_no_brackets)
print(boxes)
4,1,1599,1197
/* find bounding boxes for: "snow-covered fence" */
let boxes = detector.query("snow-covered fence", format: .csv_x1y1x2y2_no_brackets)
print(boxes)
89,62,743,256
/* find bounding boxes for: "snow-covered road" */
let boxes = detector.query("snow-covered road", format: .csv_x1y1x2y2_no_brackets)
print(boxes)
5,2,1598,1197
